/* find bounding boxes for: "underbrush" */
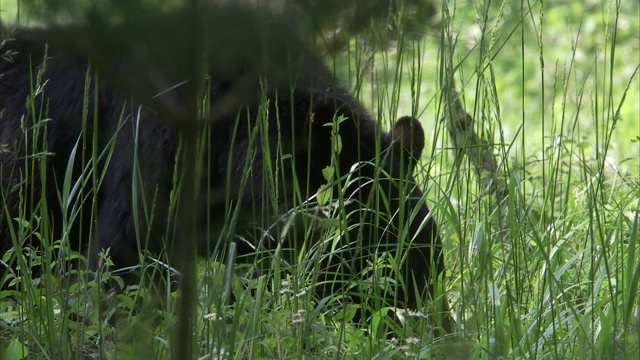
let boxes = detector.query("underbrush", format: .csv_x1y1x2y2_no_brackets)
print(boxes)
1,0,638,359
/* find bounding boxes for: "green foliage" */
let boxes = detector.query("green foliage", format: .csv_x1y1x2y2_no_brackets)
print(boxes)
1,0,638,359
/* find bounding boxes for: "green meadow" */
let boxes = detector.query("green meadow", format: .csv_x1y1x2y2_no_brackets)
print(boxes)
1,1,638,358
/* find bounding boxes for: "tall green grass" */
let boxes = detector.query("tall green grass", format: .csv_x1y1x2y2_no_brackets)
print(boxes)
428,1,638,358
1,0,638,359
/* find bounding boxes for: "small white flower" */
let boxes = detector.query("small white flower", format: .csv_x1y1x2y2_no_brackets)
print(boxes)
203,312,218,321
407,309,427,318
280,288,293,295
291,310,306,324
210,346,227,360
405,337,421,345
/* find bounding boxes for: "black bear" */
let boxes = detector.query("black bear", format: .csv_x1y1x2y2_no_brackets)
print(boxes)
0,5,451,331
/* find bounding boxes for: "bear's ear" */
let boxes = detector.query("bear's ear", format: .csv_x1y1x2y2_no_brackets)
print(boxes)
392,116,425,161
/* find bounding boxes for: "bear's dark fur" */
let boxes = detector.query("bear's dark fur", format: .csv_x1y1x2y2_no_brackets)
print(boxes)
0,5,450,330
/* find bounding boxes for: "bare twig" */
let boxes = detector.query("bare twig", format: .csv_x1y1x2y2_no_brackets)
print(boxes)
441,37,509,219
